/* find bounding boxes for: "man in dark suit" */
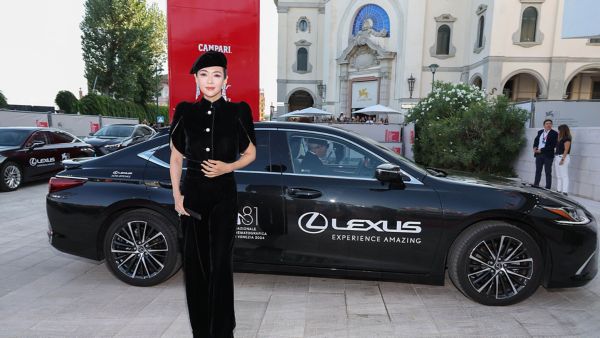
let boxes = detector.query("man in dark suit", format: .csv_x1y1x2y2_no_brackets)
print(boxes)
300,138,330,175
533,119,558,189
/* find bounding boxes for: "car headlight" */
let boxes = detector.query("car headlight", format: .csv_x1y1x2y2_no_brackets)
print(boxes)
543,206,591,225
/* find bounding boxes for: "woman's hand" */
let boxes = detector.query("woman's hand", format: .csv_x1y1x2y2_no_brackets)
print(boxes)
559,158,565,166
174,194,189,216
201,160,233,178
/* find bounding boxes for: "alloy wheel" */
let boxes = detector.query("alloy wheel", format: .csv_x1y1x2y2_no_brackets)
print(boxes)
110,220,168,279
4,165,21,189
467,235,533,300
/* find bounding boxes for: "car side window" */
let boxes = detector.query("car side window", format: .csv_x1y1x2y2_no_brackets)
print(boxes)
237,130,272,173
152,144,187,168
133,128,145,137
141,127,153,136
51,131,75,144
287,132,383,179
24,131,48,147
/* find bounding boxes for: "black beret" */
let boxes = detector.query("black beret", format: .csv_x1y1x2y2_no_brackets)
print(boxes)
306,138,328,146
189,51,227,74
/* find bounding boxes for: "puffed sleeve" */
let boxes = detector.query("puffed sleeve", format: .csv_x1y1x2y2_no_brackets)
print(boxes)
169,103,187,155
237,101,256,152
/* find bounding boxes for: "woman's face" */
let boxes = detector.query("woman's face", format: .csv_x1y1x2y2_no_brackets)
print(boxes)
194,66,227,100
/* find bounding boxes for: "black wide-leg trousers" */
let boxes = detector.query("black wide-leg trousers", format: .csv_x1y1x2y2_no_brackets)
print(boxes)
181,174,237,338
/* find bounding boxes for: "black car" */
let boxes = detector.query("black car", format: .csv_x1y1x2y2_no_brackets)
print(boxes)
0,127,95,191
84,124,156,155
46,122,597,305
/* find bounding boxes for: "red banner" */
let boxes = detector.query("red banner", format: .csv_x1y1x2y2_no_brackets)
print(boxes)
167,0,260,121
35,120,48,127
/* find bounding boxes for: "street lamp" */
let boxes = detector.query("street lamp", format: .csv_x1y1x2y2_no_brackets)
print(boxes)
269,102,275,121
407,74,416,98
428,63,439,92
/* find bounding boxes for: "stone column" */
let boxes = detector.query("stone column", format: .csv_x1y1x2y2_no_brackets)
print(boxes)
548,57,567,100
339,67,349,116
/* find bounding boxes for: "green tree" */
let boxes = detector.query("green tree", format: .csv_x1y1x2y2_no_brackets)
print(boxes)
81,0,166,107
0,90,7,108
55,90,79,113
406,82,529,176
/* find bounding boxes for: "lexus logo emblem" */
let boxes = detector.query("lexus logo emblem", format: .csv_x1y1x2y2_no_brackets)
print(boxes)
298,212,328,234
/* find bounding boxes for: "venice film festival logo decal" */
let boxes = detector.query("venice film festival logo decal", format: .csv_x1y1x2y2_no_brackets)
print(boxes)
236,206,267,240
297,212,423,244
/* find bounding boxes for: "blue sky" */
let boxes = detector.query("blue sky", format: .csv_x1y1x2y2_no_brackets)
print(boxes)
0,0,278,110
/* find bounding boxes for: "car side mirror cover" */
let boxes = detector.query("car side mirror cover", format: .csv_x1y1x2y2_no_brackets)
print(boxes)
29,140,45,149
376,163,406,188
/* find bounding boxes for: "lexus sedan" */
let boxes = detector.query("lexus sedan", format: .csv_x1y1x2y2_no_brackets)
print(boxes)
0,127,95,191
46,122,597,305
84,124,156,155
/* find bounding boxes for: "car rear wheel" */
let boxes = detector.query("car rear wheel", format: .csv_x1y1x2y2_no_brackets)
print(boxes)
447,221,542,306
103,209,180,286
0,161,22,192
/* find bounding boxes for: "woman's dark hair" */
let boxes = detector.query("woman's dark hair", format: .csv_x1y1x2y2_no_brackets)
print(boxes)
558,124,571,140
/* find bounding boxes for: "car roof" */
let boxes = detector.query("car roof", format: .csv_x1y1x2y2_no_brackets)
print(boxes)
0,126,42,131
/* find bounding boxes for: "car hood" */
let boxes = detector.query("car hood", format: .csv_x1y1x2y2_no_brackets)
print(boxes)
83,137,126,146
438,169,582,208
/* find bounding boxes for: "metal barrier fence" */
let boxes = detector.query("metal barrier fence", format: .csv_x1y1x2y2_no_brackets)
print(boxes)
0,109,139,138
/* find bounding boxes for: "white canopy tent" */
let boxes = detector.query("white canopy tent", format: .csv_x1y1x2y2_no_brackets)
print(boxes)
278,107,333,119
351,104,402,115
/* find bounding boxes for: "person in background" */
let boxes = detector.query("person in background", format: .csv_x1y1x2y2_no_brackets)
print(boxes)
300,138,331,175
554,124,572,195
533,119,558,189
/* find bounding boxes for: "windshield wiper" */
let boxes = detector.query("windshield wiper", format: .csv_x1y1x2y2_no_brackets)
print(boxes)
426,167,447,177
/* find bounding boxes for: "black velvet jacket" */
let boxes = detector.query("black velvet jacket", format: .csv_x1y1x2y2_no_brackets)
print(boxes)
169,97,256,172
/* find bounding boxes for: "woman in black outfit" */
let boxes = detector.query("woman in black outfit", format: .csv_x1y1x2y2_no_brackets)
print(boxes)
169,51,256,338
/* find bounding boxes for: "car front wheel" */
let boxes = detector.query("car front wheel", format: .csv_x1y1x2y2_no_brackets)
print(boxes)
447,221,543,306
103,209,180,286
0,161,22,192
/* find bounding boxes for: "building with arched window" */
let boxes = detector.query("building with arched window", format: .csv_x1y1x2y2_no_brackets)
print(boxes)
275,0,600,117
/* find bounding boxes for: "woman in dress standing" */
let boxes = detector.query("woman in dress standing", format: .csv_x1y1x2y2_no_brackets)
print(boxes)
554,124,572,195
169,51,256,337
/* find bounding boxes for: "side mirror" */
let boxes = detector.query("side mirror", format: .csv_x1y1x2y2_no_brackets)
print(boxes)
29,140,45,149
375,163,406,188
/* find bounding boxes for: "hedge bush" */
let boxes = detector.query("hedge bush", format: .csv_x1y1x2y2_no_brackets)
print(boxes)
55,90,79,114
405,82,529,176
0,90,7,108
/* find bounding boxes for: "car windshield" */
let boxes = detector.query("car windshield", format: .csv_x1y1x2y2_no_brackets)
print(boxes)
0,129,33,146
93,125,134,137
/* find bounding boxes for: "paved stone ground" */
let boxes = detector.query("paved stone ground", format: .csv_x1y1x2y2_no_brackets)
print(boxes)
1,181,600,337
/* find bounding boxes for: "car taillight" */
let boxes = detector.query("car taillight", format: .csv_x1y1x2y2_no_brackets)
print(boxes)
49,177,87,193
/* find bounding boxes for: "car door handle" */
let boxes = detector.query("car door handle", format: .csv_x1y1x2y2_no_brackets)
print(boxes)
288,188,322,199
159,181,173,189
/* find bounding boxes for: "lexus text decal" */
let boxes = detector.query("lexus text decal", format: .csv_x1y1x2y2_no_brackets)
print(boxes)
29,157,55,167
236,206,267,240
111,171,133,179
298,212,423,244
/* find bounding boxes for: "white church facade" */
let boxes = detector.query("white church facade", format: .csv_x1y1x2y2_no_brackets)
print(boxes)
275,0,600,117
